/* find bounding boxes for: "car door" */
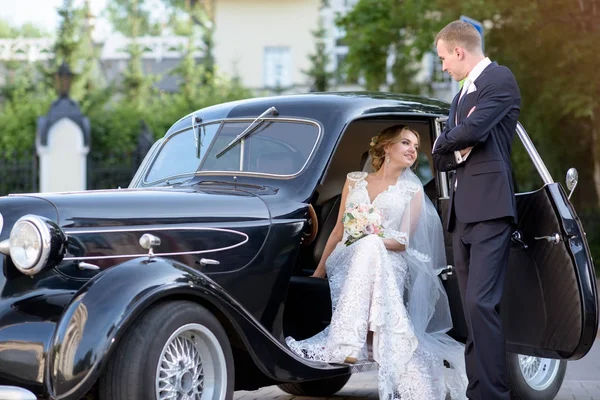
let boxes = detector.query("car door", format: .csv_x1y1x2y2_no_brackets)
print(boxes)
434,119,599,360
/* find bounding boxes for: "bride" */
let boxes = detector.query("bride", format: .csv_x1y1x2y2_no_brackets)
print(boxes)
286,125,468,399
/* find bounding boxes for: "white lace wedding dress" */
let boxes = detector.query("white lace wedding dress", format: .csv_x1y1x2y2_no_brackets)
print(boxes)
286,171,467,400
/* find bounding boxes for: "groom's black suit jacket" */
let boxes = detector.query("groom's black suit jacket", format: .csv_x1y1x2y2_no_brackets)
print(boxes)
432,62,521,231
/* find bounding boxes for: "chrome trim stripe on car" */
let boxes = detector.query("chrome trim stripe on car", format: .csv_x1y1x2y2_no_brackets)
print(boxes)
62,227,249,261
141,117,323,186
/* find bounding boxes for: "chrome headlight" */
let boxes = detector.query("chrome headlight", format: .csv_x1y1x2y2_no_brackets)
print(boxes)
7,215,66,275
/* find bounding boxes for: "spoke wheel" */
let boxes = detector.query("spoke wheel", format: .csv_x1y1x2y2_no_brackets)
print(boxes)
517,355,560,392
506,352,566,399
156,323,227,400
99,301,234,400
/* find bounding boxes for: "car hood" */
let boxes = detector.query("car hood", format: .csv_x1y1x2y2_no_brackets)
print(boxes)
17,186,270,228
9,187,271,276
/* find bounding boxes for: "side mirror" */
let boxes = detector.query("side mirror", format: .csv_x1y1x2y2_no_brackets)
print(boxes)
566,168,578,199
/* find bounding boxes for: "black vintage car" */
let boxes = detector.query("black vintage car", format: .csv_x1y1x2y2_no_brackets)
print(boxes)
0,92,597,400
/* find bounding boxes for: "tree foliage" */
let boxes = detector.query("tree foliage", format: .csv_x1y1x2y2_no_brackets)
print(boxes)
105,0,162,37
164,0,216,85
108,0,158,109
304,16,334,92
335,0,443,92
0,20,48,38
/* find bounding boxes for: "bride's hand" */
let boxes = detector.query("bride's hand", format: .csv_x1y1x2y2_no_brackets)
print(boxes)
311,266,327,278
383,238,406,252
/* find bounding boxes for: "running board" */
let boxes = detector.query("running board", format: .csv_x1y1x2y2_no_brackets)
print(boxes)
334,359,378,373
338,359,452,374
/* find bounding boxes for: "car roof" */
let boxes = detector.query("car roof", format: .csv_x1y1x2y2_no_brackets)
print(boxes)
165,92,451,136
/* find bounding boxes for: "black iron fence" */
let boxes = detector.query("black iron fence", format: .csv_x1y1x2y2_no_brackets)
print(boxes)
87,147,147,190
0,149,39,195
0,144,149,196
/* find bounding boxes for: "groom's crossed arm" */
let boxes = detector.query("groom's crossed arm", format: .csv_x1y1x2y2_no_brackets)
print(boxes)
432,107,475,172
433,67,519,155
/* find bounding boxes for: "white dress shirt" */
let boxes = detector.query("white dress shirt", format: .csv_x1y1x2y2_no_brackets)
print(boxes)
453,57,492,164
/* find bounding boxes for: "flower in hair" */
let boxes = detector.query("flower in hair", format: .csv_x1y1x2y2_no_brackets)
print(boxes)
370,136,379,147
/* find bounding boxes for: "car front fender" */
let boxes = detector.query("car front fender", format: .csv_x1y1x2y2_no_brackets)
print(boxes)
47,257,344,400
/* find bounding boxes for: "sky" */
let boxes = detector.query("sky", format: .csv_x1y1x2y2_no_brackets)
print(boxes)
0,0,110,38
0,0,164,40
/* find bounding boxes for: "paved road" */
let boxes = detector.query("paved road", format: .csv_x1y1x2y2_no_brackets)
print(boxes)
234,338,600,400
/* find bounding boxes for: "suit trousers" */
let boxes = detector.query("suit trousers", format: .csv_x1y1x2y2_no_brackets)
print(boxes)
452,213,512,400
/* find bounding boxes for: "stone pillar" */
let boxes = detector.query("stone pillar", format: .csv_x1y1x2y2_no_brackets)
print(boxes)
36,96,91,193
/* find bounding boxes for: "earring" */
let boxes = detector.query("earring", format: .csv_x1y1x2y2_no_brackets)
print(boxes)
386,156,390,164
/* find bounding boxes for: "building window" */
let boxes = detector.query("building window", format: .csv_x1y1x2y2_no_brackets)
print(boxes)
264,46,291,89
430,51,451,85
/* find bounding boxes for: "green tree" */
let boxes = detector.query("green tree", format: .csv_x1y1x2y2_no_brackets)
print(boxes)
335,0,443,92
304,16,334,92
77,0,112,114
107,0,159,109
105,0,162,37
0,19,48,38
31,0,108,106
163,0,216,85
335,0,395,91
53,0,82,68
0,19,49,100
0,86,54,152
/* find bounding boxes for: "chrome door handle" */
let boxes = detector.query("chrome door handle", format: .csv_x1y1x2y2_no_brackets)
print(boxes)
511,230,528,249
198,258,220,266
78,262,100,270
534,233,561,244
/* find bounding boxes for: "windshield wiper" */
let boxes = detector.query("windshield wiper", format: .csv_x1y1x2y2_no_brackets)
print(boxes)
215,106,279,158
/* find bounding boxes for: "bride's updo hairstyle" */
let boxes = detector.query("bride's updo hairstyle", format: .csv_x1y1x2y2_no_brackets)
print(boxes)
369,125,420,171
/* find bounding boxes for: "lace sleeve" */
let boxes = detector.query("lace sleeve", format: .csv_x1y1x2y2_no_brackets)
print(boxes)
386,230,409,245
385,227,430,262
347,171,368,182
385,182,422,244
383,183,431,262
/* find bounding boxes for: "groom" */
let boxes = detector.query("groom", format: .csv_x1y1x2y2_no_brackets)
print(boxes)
432,21,521,400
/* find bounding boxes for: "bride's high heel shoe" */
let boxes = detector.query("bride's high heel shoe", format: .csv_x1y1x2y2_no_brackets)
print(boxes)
344,349,360,364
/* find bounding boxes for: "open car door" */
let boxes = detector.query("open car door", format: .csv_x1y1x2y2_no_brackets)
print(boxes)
435,120,598,361
502,123,598,360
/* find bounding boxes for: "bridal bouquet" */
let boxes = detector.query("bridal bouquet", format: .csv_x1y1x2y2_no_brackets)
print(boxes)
342,203,384,246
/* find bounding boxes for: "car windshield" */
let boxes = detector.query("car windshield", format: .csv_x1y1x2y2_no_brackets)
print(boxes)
144,119,320,184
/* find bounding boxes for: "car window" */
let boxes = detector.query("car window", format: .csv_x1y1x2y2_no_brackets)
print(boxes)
201,122,248,172
144,119,320,184
145,123,220,183
244,121,319,175
201,120,319,176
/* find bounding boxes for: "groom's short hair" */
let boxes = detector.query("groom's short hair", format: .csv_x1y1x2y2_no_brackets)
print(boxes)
435,21,483,54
